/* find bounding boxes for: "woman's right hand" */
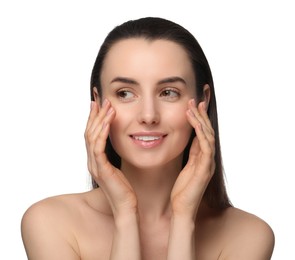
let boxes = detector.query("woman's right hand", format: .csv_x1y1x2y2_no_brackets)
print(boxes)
84,99,137,217
85,99,141,259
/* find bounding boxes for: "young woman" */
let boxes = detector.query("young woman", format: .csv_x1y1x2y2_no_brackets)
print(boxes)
21,17,275,259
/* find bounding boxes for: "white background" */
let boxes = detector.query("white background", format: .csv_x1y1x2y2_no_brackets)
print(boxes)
0,0,294,259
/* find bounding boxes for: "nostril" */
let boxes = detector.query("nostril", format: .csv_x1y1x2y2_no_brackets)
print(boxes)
137,98,160,124
139,116,160,125
137,112,160,125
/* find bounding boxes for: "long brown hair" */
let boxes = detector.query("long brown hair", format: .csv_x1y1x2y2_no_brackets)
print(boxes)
90,17,232,209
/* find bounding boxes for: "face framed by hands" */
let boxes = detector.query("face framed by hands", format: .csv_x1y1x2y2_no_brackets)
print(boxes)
94,38,199,169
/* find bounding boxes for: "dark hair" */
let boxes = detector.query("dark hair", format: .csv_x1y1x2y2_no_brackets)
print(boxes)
90,17,232,209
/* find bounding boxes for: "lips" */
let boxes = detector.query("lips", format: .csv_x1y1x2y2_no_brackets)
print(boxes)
130,132,167,148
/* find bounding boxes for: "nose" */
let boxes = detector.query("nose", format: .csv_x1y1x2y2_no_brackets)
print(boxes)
137,96,160,125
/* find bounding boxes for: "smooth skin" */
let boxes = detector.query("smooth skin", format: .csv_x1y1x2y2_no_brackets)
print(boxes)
21,39,274,260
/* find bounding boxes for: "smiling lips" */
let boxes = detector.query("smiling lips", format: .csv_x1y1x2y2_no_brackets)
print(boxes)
130,133,167,148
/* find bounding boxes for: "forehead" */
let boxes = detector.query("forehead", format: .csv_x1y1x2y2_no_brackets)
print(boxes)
101,38,195,82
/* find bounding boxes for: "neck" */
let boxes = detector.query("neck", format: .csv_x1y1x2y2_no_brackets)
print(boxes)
121,160,181,223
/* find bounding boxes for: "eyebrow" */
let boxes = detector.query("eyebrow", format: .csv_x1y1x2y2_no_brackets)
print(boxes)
158,76,187,85
111,77,138,85
110,76,187,86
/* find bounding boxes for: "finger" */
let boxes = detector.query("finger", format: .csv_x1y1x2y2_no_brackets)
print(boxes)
186,136,200,162
85,99,113,151
189,124,215,182
198,102,214,133
188,100,214,135
85,101,99,133
85,102,116,179
90,107,115,168
194,123,213,157
93,110,114,154
93,123,112,170
85,103,97,171
187,101,215,149
196,103,215,149
88,122,113,184
187,108,214,154
87,99,111,135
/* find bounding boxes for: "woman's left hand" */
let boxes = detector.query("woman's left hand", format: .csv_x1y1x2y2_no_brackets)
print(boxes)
170,99,216,219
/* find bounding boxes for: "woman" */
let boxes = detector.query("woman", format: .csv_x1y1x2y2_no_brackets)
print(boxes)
21,17,275,259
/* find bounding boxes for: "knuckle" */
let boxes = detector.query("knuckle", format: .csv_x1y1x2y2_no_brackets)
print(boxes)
84,130,92,142
84,130,89,140
93,142,103,159
93,146,100,158
85,131,99,145
204,144,215,158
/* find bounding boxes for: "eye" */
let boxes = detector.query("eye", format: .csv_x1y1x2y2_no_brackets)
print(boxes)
116,89,136,100
160,88,180,99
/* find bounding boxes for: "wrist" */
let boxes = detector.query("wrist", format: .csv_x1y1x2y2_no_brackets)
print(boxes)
171,213,195,230
171,205,198,221
114,210,139,229
110,209,141,259
167,213,196,260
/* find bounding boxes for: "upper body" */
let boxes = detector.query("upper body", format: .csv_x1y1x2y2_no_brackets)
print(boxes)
21,17,275,259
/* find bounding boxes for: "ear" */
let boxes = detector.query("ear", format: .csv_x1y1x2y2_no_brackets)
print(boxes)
203,84,211,110
93,87,101,106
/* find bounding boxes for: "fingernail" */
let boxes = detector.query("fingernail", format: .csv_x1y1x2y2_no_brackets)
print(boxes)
190,99,196,107
107,107,114,115
187,109,194,117
102,99,109,107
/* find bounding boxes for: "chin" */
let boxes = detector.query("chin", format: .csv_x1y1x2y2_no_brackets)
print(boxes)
121,153,183,171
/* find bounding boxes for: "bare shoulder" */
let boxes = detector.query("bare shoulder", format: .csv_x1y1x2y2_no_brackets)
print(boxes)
21,192,91,227
21,192,90,228
220,207,275,260
21,189,112,259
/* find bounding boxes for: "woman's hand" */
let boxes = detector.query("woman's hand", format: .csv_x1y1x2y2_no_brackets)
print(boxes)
84,99,137,217
167,99,215,259
171,99,216,219
85,99,141,259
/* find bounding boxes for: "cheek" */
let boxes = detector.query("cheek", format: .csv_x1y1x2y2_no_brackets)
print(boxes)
109,112,123,137
108,107,130,147
176,116,193,141
165,106,193,143
166,104,191,128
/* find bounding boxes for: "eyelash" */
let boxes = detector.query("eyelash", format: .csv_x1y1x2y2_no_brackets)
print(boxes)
160,88,180,99
115,88,181,101
116,89,135,101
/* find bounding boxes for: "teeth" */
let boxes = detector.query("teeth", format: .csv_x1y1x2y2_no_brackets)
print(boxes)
134,136,161,141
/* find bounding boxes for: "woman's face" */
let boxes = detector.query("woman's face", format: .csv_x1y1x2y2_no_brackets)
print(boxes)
99,38,196,169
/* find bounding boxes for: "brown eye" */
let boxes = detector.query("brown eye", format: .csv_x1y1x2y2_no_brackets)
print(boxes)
160,89,180,99
116,90,135,100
